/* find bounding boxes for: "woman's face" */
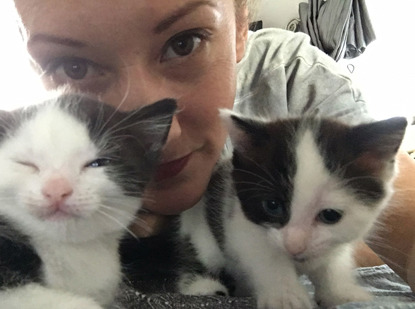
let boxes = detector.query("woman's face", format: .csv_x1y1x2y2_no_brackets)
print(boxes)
15,0,248,214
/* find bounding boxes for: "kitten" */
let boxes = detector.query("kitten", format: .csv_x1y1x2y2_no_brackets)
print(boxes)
176,111,407,309
0,94,176,309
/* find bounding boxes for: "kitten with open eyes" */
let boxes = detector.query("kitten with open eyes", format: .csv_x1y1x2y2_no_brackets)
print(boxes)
0,94,176,309
176,111,407,308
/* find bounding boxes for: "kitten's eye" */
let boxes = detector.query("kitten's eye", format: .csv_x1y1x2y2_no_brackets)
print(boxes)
86,158,112,168
162,30,208,61
15,161,39,172
262,200,286,219
317,209,343,225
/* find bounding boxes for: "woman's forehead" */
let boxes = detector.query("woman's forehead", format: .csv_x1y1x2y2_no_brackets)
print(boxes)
15,0,225,26
14,0,232,44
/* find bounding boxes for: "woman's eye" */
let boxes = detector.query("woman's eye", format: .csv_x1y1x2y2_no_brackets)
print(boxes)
317,209,343,225
44,57,107,85
162,30,207,61
60,59,89,80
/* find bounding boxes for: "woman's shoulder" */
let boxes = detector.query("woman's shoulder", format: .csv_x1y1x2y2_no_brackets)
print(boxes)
238,28,342,78
245,28,313,58
235,28,370,123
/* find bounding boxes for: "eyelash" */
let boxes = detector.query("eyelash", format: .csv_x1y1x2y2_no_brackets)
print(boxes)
43,57,104,81
40,28,211,88
161,28,211,62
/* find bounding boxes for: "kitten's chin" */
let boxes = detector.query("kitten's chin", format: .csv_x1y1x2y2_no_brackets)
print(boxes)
31,215,128,244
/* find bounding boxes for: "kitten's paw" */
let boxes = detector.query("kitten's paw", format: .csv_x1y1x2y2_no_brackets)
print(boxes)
257,287,313,309
178,274,228,296
316,285,372,307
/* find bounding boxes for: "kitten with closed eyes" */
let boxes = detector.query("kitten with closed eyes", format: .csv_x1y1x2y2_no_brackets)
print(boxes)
176,111,407,308
0,94,176,309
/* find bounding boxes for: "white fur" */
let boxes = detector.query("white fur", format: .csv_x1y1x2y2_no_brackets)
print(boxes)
32,237,121,306
0,284,103,309
179,196,226,273
284,129,391,258
225,204,314,309
0,104,143,307
178,274,228,296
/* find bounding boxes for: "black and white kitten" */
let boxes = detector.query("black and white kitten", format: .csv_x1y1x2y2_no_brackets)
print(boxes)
176,111,407,308
0,94,176,309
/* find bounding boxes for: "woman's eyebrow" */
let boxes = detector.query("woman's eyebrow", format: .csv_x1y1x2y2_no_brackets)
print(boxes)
28,34,86,48
154,0,216,34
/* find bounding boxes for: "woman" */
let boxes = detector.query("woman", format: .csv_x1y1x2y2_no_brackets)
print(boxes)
13,0,415,293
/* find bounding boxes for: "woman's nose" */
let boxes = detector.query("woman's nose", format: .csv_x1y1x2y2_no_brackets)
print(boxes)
165,115,181,145
112,64,174,111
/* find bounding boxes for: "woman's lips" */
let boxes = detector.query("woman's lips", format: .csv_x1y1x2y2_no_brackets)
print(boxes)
155,153,192,181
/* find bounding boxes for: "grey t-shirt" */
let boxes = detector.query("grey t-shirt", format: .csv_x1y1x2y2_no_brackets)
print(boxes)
234,28,371,124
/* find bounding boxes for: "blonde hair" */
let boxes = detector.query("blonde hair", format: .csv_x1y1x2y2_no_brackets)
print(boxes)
235,0,261,23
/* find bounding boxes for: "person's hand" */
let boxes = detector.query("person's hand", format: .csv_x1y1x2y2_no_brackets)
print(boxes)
129,211,171,238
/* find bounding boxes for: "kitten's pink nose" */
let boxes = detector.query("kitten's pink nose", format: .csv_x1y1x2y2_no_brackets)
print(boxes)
42,177,73,205
284,228,308,256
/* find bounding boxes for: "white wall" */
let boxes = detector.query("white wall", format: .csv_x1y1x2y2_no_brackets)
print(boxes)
257,0,304,29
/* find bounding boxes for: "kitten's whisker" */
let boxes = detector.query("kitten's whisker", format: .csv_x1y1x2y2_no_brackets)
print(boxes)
366,238,410,259
234,190,275,201
99,204,137,219
232,168,276,189
104,103,170,136
141,196,156,205
341,175,383,185
109,120,171,139
97,209,137,240
239,156,281,186
232,180,276,192
370,252,407,275
95,59,131,137
232,179,275,187
117,59,131,110
131,216,153,235
234,187,275,196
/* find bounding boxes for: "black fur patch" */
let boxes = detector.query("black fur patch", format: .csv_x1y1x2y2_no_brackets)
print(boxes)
0,217,42,290
232,119,299,227
315,117,406,205
205,161,233,250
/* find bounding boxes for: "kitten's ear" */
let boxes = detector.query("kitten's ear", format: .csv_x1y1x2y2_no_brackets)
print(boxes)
350,117,407,159
124,98,177,153
219,109,269,153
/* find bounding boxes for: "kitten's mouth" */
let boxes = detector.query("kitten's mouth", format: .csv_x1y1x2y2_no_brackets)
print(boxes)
41,210,73,221
36,206,79,221
293,256,308,263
